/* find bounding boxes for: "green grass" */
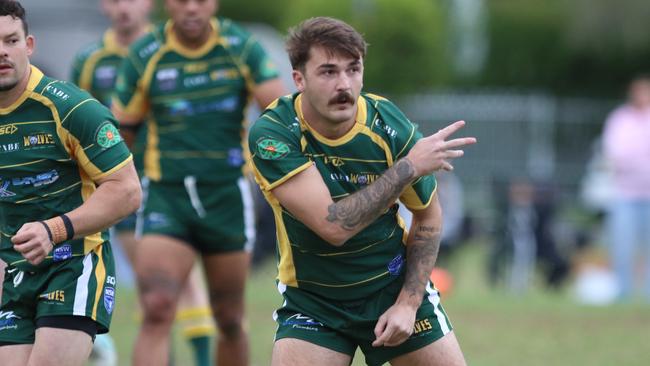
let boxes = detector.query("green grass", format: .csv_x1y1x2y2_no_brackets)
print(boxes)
108,241,650,366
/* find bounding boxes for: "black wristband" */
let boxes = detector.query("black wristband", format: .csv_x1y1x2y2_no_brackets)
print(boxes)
39,221,53,243
60,214,75,241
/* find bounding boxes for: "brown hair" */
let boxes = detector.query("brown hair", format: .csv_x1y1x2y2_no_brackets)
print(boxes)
286,17,367,71
0,0,28,36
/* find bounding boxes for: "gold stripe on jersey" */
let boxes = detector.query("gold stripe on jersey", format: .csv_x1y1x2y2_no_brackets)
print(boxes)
396,123,416,159
294,94,368,147
271,199,298,287
311,224,401,257
91,244,107,320
150,85,233,103
400,184,436,211
80,168,104,253
359,125,394,165
0,158,46,170
79,30,128,90
305,153,386,164
145,117,161,181
299,271,389,288
0,120,55,126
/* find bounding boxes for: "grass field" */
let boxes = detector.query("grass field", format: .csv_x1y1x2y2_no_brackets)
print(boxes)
108,241,650,366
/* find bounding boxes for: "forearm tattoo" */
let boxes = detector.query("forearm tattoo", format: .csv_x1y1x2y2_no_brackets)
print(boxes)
403,225,440,301
326,158,416,231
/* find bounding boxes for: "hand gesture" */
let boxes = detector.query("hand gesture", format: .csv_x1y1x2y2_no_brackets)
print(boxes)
405,120,476,176
12,222,54,265
372,303,418,348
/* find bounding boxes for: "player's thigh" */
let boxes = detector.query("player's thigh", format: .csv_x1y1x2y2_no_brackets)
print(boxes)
202,251,249,310
135,235,197,304
0,344,31,366
272,338,352,366
28,327,92,366
390,331,466,366
177,261,210,308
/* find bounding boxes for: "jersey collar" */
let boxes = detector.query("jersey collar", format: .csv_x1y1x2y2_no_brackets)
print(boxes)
166,17,220,58
294,93,368,147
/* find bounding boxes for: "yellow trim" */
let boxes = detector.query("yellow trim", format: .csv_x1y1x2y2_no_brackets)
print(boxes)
150,85,231,103
299,271,388,288
396,124,416,159
365,93,388,102
397,211,409,244
0,158,46,170
400,184,437,211
166,18,220,59
311,225,399,256
294,94,368,147
0,66,44,115
78,30,127,91
91,155,133,181
358,125,394,166
271,198,297,287
182,324,216,338
91,245,107,320
0,119,54,126
103,29,129,56
154,55,229,70
144,118,161,181
177,307,213,321
264,161,312,191
0,230,11,237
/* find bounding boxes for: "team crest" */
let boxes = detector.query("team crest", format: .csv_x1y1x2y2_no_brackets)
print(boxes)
256,137,289,160
104,287,115,314
95,122,123,148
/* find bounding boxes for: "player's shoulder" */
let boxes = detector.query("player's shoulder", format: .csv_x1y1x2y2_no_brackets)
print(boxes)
363,92,415,134
252,94,300,133
128,22,166,62
218,17,253,46
33,75,102,116
73,39,104,63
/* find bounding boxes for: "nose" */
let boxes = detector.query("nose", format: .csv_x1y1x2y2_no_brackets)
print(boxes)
336,73,351,91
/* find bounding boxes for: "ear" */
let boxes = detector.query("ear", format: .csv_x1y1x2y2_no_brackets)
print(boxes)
25,35,34,57
292,69,305,92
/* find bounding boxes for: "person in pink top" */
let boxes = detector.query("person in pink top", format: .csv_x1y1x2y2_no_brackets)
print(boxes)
602,75,650,300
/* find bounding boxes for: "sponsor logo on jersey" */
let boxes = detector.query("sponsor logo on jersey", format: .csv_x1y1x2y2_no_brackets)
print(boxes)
323,156,345,167
53,244,72,262
156,68,179,91
167,97,239,117
256,137,289,160
227,148,244,167
0,310,21,331
220,36,242,46
95,122,123,148
183,74,210,88
23,133,55,149
210,68,239,81
0,142,20,153
413,318,433,335
0,124,18,135
104,287,115,314
11,170,59,188
138,40,160,59
282,313,323,331
330,172,380,185
39,290,65,303
387,254,404,276
0,180,16,197
184,61,209,74
374,119,397,138
95,65,117,89
44,85,70,101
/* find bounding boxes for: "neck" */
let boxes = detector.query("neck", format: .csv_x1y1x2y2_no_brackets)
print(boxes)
173,24,212,49
301,95,357,139
0,66,31,109
114,24,148,48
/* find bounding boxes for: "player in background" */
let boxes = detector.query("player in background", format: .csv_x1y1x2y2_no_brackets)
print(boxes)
70,1,216,365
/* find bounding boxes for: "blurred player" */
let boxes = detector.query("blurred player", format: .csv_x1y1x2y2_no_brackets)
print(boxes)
111,0,287,364
71,1,216,365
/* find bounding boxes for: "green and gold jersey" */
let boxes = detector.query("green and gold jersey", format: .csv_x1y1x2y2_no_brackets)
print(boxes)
0,66,133,271
70,28,147,173
113,17,280,183
249,92,437,300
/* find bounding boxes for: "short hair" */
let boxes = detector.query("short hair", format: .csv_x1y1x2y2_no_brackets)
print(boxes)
286,17,367,71
0,0,28,36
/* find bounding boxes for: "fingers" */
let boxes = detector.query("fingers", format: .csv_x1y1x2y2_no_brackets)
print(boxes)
373,315,387,341
435,120,466,139
14,241,47,265
444,137,477,149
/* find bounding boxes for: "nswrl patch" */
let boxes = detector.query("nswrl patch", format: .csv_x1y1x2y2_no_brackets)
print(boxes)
95,122,123,148
104,287,115,314
256,137,290,160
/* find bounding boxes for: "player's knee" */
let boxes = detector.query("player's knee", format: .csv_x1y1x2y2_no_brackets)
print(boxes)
139,278,180,323
215,315,244,339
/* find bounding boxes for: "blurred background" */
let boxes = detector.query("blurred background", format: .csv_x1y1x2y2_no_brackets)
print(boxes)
21,0,650,365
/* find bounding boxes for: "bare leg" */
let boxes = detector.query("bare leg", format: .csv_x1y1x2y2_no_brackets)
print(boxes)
0,344,31,366
272,338,352,366
28,327,93,366
390,331,466,366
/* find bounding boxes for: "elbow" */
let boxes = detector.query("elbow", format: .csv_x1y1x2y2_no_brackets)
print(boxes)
124,180,142,215
319,228,351,247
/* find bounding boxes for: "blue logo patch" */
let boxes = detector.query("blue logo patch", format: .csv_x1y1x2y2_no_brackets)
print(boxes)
104,287,115,314
227,148,244,167
388,254,404,276
52,244,72,262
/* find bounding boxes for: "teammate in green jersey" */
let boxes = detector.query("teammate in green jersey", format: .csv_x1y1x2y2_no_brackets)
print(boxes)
71,1,217,365
249,17,475,366
111,0,287,365
0,1,141,365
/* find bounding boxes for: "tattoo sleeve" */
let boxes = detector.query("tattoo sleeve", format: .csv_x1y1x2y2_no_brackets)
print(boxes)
402,224,441,305
326,158,416,231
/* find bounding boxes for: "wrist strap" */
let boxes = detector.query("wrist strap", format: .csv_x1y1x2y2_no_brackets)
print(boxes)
60,214,74,241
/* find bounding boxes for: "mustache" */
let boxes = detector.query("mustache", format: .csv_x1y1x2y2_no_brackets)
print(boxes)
328,92,355,105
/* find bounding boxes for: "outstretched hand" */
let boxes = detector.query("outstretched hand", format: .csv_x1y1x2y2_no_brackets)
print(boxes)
405,120,476,177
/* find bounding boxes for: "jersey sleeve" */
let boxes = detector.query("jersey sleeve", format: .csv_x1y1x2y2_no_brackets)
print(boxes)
112,52,148,122
241,37,280,85
376,97,438,210
248,113,311,191
62,98,133,181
